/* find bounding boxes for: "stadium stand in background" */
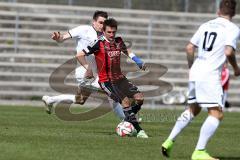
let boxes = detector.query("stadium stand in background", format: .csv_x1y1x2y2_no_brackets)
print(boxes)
2,0,240,13
0,1,240,107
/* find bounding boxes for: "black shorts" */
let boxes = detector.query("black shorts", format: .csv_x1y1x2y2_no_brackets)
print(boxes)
99,77,140,103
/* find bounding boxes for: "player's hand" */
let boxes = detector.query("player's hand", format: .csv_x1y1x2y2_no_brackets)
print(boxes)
51,31,61,41
85,69,94,79
136,62,147,71
140,63,148,71
234,67,240,76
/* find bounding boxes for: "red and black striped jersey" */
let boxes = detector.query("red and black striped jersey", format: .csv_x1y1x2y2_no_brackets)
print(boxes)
83,36,127,83
221,65,230,91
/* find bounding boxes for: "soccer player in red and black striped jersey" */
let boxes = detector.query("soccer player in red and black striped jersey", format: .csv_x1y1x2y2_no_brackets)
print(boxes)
42,11,126,121
76,18,148,138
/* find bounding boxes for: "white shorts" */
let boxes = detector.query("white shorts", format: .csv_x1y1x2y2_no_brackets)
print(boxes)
75,66,100,89
188,81,223,108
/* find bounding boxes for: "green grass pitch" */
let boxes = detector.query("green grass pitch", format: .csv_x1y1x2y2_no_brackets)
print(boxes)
0,105,240,160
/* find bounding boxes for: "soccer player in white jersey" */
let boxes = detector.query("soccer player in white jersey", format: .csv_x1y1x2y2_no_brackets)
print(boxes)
42,11,125,120
162,0,240,159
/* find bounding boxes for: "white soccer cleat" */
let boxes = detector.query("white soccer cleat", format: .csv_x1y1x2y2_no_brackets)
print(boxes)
137,130,149,138
42,95,53,114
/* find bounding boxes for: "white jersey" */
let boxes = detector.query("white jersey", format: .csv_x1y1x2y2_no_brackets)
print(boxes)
75,66,100,89
189,17,240,82
68,25,98,77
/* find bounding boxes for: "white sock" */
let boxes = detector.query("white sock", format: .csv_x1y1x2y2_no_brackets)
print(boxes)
50,94,76,104
108,98,125,120
168,109,194,141
195,116,220,150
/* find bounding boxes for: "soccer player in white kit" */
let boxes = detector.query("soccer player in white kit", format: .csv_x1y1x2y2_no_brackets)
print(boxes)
162,0,240,159
42,11,125,120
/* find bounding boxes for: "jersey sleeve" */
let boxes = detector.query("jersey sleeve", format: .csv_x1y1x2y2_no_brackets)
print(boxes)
190,25,203,47
82,39,100,56
225,27,240,50
68,25,85,38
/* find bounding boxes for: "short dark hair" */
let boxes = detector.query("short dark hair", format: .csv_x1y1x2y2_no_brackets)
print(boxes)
103,18,118,31
220,0,237,17
93,10,108,20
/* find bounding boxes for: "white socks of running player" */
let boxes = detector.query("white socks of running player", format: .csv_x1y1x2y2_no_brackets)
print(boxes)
195,116,220,150
48,94,125,120
108,99,125,120
168,109,194,141
168,110,220,151
48,94,76,104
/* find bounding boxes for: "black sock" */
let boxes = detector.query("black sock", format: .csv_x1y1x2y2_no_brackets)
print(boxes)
123,107,142,133
131,121,142,133
132,104,142,114
123,107,133,118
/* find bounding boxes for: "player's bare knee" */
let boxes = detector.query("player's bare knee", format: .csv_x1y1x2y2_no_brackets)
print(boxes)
135,99,144,106
121,97,131,108
208,107,224,121
219,112,224,120
77,101,85,105
133,93,144,105
210,113,224,121
75,97,86,105
189,103,201,116
75,94,88,105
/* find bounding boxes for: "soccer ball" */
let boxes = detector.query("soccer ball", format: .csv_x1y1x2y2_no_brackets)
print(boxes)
116,121,136,137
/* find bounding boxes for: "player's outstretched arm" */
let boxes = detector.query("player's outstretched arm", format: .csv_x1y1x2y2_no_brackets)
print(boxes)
51,31,71,43
186,42,196,69
225,45,240,76
125,49,147,71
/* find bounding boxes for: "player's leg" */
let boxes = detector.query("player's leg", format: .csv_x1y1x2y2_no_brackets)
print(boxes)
42,83,90,114
42,94,76,114
162,82,201,157
100,80,144,136
75,86,92,105
192,107,222,160
91,78,125,120
116,78,148,138
100,80,146,138
120,96,147,138
121,77,143,123
99,81,130,121
192,82,223,160
222,91,227,107
43,94,76,104
131,92,148,138
42,89,91,114
129,99,143,123
222,91,231,109
162,103,201,157
169,103,201,141
42,67,95,114
74,66,93,105
108,97,125,120
132,92,144,114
